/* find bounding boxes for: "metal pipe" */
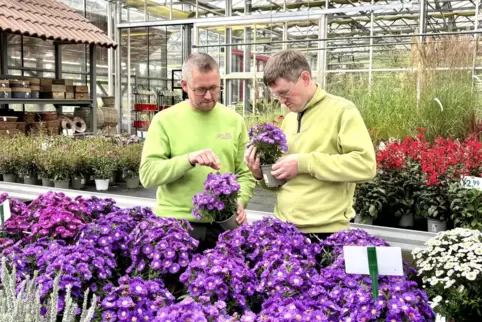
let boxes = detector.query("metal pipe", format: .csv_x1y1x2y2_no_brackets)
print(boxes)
127,9,132,134
117,2,413,28
472,0,480,88
54,43,62,79
107,1,114,95
368,0,374,87
89,44,98,133
193,29,482,49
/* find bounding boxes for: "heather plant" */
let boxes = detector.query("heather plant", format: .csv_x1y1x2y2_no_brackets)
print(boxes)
192,172,241,222
0,257,97,322
118,144,142,179
247,123,288,165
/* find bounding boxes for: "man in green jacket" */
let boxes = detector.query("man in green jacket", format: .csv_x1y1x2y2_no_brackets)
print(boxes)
245,49,376,241
140,53,255,252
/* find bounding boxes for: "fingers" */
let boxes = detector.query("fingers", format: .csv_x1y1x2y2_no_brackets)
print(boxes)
236,208,247,225
191,149,221,170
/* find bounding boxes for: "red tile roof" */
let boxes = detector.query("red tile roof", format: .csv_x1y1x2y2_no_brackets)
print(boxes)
0,0,117,48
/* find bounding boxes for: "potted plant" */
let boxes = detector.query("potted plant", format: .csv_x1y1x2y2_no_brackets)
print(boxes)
17,136,39,185
416,183,450,232
353,179,387,225
91,150,117,191
450,184,482,230
71,142,89,190
412,228,482,321
49,145,74,189
0,136,21,183
119,144,142,189
192,172,241,230
247,122,288,187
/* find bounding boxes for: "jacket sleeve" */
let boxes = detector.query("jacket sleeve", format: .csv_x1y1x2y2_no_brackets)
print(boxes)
139,116,194,188
235,122,256,207
297,107,376,183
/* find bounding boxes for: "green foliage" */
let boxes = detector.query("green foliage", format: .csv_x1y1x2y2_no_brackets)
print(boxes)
119,144,142,179
353,180,387,220
450,185,482,230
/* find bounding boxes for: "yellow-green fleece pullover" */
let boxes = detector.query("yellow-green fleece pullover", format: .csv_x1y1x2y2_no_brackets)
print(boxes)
264,86,376,233
139,101,255,222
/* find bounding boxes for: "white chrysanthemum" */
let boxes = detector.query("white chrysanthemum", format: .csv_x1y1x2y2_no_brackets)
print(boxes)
466,271,478,281
432,295,442,303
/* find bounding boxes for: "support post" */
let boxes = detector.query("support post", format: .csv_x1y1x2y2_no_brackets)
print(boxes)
54,43,62,79
368,0,374,88
115,0,122,132
107,0,114,95
127,21,132,134
243,0,252,115
224,0,233,106
472,0,480,89
89,44,98,133
416,0,427,104
0,32,7,75
317,14,328,88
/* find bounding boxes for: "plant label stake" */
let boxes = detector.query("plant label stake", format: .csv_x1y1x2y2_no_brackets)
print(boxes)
343,246,403,302
0,200,11,238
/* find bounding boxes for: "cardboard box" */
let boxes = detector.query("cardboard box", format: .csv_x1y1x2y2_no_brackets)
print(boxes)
41,92,65,99
66,85,74,93
65,92,74,99
40,78,53,86
41,84,66,92
74,85,89,93
52,79,74,86
74,93,89,99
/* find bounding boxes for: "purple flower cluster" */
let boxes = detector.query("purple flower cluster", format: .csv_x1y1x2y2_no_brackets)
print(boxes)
247,123,288,165
76,195,120,219
0,237,13,253
179,249,257,311
77,207,154,256
101,275,174,321
192,172,240,222
216,217,321,268
127,216,198,276
154,297,237,322
27,207,85,242
36,240,116,312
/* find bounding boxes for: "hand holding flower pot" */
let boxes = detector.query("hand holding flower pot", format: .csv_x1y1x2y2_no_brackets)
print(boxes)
246,123,288,187
192,172,241,230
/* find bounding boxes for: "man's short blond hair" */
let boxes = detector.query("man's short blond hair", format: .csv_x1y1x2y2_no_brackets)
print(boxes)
182,53,219,84
263,49,312,86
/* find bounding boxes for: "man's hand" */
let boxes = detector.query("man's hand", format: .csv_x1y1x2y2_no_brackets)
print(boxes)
272,154,299,180
188,149,221,170
244,145,263,180
236,201,247,225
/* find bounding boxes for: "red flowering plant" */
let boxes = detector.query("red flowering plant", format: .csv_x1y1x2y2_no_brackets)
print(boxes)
367,134,428,226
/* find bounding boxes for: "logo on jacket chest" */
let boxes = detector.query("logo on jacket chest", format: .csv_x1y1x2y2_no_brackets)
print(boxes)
216,132,232,140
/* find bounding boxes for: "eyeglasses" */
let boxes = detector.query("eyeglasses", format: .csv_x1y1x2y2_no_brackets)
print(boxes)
270,72,304,100
189,85,223,96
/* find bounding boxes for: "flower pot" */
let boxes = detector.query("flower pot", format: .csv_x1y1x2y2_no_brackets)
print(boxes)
354,214,373,225
126,176,140,189
2,173,17,183
216,214,239,231
72,177,83,190
54,180,69,189
23,176,37,185
41,178,54,187
95,179,110,191
427,218,447,233
398,213,414,228
261,164,286,188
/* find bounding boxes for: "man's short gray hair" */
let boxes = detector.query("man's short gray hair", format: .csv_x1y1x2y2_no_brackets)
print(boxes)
263,49,312,87
182,53,219,84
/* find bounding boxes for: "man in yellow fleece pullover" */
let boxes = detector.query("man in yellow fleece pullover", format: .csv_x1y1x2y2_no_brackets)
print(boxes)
140,53,255,252
245,49,376,241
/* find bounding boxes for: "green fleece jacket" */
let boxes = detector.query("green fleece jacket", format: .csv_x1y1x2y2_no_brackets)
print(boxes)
139,101,255,222
261,86,376,233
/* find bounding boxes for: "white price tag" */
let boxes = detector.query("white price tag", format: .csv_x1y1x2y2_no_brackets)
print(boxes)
62,129,74,136
1,200,11,223
3,117,6,122
461,176,482,191
344,246,403,276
